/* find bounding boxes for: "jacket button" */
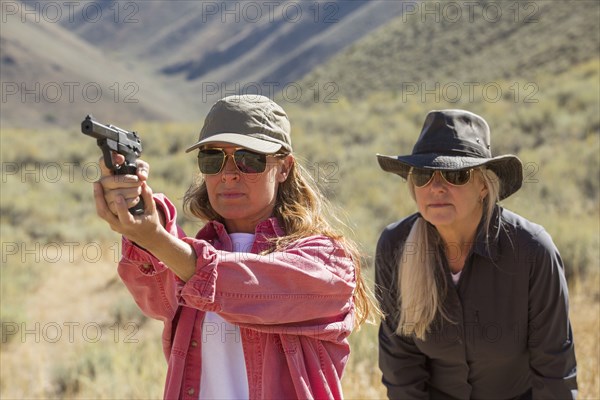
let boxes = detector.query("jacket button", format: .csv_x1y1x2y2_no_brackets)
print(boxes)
187,388,195,396
191,340,198,347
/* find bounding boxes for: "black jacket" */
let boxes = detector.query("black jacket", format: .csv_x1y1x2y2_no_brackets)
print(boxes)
375,206,577,399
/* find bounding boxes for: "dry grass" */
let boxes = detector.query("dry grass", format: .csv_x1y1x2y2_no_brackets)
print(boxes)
1,249,597,399
0,251,166,399
342,270,600,399
568,272,600,399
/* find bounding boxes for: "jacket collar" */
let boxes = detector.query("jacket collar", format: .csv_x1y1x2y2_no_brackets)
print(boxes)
418,205,502,262
196,217,286,253
472,205,502,261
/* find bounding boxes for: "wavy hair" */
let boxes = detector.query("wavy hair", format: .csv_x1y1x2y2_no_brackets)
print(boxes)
396,167,500,339
183,156,380,328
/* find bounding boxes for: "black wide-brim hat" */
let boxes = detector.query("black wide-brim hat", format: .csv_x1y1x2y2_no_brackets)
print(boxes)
377,109,523,200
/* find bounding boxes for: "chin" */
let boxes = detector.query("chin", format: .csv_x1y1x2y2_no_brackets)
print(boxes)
423,213,455,227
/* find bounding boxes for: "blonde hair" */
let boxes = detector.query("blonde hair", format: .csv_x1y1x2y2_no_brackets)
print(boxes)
183,156,380,328
396,167,500,339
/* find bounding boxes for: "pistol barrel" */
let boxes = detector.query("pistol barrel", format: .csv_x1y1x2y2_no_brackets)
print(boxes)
81,115,120,142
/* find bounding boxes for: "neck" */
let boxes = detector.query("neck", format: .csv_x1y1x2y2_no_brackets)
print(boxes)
437,225,478,249
435,211,482,274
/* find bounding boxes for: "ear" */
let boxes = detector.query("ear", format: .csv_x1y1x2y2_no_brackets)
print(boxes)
277,155,294,183
479,170,489,201
480,187,489,203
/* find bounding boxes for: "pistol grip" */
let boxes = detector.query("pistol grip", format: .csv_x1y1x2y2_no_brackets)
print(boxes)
116,164,145,216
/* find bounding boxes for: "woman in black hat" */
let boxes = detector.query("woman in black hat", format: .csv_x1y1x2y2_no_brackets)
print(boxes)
375,109,577,399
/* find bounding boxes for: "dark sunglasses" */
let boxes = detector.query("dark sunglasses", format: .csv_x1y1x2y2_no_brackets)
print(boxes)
197,147,286,175
409,167,473,188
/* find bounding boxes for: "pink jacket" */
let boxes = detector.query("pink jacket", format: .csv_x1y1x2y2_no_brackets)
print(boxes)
117,194,356,400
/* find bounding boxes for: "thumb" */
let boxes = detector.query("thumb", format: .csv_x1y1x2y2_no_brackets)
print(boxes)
140,181,155,214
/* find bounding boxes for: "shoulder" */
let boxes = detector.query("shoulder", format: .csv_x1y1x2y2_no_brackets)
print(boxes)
286,235,356,278
280,234,350,259
292,234,340,248
498,208,557,251
377,213,420,253
496,208,562,273
290,235,351,262
375,213,420,281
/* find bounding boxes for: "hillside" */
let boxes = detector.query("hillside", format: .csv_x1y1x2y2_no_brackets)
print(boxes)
1,0,406,129
299,0,600,100
55,0,406,86
0,5,195,129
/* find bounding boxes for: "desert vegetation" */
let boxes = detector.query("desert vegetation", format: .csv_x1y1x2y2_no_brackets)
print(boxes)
1,57,598,398
2,0,598,397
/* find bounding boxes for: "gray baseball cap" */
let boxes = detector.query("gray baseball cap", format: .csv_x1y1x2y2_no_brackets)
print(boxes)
186,95,293,154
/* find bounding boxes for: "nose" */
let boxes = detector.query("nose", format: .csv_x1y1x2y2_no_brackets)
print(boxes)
221,154,240,181
429,171,447,190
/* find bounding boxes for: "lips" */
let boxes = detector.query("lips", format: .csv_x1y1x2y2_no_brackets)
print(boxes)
428,203,451,208
219,192,245,199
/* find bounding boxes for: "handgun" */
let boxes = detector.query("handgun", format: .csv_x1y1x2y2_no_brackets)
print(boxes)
81,115,145,215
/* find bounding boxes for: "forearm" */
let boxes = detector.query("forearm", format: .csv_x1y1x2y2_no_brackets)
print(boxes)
144,228,197,282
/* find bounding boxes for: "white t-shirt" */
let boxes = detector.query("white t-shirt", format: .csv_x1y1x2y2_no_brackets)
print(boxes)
199,233,254,400
451,270,462,285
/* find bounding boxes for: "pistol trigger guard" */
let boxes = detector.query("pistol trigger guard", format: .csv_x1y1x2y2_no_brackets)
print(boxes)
98,140,116,172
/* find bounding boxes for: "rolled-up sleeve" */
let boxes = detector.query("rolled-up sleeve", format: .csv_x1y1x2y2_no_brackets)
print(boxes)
178,236,356,329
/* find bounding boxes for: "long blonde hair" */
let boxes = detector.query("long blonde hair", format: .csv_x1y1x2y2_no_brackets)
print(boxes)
396,167,500,339
183,156,379,328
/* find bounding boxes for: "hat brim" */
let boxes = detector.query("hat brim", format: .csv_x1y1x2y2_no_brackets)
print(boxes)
185,133,284,154
377,153,523,200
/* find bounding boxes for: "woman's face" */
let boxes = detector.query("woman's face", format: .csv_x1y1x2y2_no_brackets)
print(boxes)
203,144,292,233
413,169,488,236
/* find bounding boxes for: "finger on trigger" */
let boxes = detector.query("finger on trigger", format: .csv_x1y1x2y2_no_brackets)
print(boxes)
112,152,125,165
98,152,126,177
136,160,150,181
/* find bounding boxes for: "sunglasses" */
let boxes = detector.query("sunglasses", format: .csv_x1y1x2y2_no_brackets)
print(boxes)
197,147,286,175
409,167,473,188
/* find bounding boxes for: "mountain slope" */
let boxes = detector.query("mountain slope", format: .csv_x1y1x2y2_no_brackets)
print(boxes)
2,0,407,129
299,0,600,100
0,6,196,129
57,1,406,86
